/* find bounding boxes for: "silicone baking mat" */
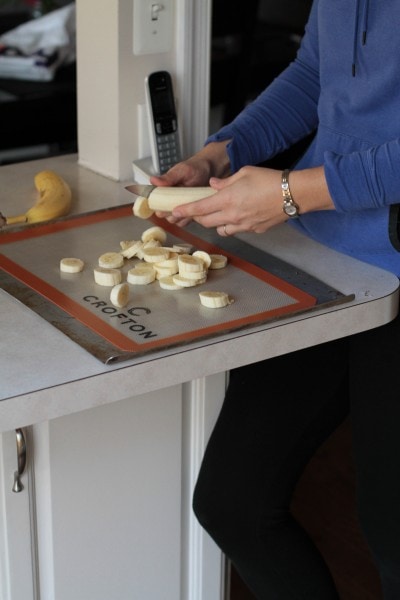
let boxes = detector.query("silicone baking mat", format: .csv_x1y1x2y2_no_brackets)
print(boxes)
0,205,353,363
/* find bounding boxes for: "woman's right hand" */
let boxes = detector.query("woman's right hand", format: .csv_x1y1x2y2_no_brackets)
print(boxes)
149,141,231,226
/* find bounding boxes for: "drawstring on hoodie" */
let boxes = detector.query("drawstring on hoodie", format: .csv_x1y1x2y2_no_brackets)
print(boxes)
352,0,370,76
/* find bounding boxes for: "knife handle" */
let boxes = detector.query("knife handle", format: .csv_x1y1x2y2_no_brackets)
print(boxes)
148,186,217,212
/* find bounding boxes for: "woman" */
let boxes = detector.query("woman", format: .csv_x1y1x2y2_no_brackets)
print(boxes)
151,1,400,598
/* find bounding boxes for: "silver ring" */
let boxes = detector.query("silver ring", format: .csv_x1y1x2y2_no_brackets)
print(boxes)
223,224,228,236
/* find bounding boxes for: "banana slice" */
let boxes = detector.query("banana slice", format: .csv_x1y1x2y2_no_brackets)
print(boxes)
173,243,193,254
159,276,184,290
143,239,161,248
178,254,204,273
209,254,228,269
120,240,144,259
127,265,156,285
133,196,155,219
120,240,134,250
155,256,179,270
141,226,167,244
110,282,130,308
136,238,160,260
154,265,179,279
177,269,207,281
142,247,170,263
199,291,233,308
98,252,124,269
173,274,207,288
94,267,122,286
192,250,212,269
60,257,84,273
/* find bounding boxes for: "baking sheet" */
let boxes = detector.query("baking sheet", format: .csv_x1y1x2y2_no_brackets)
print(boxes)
0,206,354,363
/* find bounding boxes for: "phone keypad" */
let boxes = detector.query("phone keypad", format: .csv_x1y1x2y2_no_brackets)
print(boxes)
156,133,181,173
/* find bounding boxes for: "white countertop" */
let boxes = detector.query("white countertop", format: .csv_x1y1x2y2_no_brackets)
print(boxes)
0,155,398,431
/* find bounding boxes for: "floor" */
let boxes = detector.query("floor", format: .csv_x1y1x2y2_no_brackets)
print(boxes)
229,417,383,600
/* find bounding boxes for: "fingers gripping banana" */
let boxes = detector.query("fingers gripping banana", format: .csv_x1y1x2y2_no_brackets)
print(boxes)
1,170,72,226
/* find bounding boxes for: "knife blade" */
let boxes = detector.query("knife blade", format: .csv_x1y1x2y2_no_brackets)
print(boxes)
125,184,156,198
125,184,217,212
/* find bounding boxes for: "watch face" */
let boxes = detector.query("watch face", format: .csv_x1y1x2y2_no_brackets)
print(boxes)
284,203,298,217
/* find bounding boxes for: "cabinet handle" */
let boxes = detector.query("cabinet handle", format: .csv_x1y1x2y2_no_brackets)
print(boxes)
12,428,27,493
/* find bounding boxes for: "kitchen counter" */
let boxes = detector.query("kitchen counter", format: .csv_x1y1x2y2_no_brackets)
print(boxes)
0,154,398,432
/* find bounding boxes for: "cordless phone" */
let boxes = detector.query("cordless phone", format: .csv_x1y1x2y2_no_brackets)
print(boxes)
145,71,182,174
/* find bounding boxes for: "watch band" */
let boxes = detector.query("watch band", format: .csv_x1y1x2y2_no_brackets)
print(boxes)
281,169,299,218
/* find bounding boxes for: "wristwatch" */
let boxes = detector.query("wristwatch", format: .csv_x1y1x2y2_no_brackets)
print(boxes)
281,169,299,218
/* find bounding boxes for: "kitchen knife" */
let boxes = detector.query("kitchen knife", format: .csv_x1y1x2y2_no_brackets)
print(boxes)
125,184,216,212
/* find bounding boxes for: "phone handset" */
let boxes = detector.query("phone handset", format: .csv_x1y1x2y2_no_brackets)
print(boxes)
145,71,182,175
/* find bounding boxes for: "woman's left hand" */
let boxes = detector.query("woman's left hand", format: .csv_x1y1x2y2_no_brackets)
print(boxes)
170,165,287,236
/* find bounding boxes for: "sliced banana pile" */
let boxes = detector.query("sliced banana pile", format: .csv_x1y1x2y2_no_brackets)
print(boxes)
60,225,233,310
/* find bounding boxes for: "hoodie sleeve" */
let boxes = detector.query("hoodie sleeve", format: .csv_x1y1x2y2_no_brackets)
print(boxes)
206,0,321,172
325,140,400,212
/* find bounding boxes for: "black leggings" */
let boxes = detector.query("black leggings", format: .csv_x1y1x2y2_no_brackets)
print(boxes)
193,309,400,599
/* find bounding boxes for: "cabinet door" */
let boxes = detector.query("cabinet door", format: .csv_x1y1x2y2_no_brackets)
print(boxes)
0,429,38,600
32,385,184,600
0,375,226,600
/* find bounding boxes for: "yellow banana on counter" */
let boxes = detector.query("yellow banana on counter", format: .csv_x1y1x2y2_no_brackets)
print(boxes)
0,170,72,226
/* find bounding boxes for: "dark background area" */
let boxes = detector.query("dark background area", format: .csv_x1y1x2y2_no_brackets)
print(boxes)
0,0,76,165
0,0,312,167
209,0,314,170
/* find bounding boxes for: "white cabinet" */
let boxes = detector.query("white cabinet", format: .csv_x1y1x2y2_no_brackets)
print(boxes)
0,375,226,600
0,428,38,600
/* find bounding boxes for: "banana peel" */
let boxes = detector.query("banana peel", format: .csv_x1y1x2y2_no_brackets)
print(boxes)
0,170,72,227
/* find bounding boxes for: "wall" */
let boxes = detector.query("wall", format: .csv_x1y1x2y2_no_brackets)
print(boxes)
76,0,182,182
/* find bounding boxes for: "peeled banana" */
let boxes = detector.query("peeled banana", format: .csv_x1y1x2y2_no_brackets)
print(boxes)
147,187,216,212
133,187,217,219
0,170,72,226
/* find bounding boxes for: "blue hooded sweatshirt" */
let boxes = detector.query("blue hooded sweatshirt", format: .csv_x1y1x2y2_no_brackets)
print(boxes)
207,0,400,277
